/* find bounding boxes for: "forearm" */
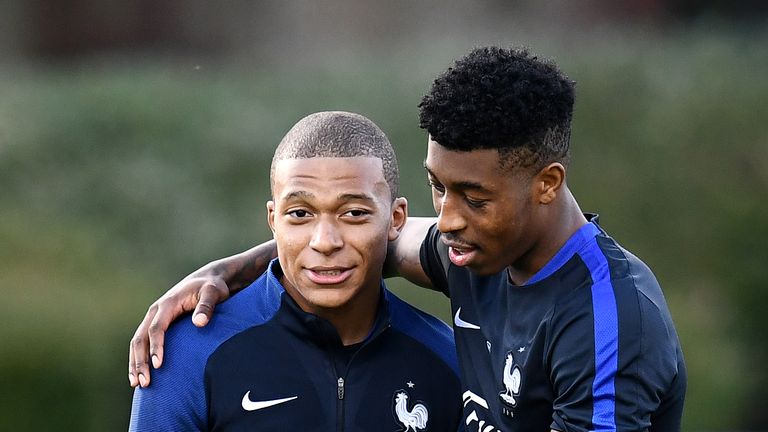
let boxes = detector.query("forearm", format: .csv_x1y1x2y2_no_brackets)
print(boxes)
383,217,435,287
191,240,277,294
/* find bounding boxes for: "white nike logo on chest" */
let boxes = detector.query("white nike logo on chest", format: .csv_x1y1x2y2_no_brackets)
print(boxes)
241,391,298,411
454,307,481,329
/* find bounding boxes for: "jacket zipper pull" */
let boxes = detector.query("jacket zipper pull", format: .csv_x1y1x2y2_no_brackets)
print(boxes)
337,377,345,400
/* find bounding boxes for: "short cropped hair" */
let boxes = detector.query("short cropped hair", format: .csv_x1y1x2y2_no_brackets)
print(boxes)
271,111,399,199
418,47,575,171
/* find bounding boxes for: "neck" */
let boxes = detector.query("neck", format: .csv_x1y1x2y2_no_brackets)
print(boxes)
319,293,380,346
279,274,381,346
508,187,588,285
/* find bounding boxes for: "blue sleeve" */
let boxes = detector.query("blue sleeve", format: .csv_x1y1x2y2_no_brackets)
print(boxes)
128,318,210,431
550,237,684,432
129,273,283,431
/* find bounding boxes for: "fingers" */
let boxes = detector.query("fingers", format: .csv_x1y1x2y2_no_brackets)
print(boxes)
192,279,230,327
147,300,180,370
129,344,138,387
127,277,232,388
129,303,158,388
192,309,210,327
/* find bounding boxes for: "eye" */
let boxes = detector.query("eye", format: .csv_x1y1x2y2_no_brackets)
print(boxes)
287,209,312,218
466,197,487,209
343,209,370,218
429,180,445,195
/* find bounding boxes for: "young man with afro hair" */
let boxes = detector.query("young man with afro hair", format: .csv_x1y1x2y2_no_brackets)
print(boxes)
129,47,687,432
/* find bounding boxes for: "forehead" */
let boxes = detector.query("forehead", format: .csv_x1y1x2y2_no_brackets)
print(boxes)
273,156,389,199
424,139,506,187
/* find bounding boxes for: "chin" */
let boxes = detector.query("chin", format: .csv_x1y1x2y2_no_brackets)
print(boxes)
467,261,506,277
305,292,354,311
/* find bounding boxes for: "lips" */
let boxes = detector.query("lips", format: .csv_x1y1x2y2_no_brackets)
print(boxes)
304,267,354,285
441,238,479,267
447,246,478,267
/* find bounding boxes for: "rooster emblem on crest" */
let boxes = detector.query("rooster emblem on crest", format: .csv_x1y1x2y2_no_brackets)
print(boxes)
499,352,522,407
394,391,428,431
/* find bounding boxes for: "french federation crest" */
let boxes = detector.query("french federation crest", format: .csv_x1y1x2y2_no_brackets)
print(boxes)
393,390,428,432
499,352,522,415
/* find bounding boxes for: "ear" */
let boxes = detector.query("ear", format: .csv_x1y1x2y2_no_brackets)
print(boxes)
266,200,276,237
387,197,408,241
534,163,565,205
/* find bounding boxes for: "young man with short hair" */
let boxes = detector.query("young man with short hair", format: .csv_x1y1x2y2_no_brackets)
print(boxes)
129,111,462,431
130,47,686,431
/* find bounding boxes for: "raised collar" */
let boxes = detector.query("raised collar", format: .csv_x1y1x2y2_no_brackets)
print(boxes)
265,259,392,348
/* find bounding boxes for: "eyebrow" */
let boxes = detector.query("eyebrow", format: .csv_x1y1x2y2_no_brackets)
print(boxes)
282,190,376,203
337,193,376,203
423,163,491,193
283,190,315,201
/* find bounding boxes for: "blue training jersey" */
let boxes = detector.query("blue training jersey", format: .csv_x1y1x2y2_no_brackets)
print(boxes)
130,260,463,431
420,215,686,432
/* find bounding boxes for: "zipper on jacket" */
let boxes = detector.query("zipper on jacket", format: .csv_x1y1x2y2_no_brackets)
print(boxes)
334,322,390,431
336,376,345,432
337,377,345,400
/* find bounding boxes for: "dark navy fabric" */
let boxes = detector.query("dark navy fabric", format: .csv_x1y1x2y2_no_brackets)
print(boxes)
130,260,462,431
420,216,686,432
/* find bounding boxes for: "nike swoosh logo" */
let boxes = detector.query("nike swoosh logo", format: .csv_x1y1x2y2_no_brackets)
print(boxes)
241,391,298,411
454,307,480,330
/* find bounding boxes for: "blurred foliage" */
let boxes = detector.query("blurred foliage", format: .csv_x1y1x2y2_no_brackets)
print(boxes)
1,30,766,430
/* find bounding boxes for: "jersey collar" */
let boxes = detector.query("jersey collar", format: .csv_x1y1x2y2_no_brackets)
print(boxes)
522,213,602,286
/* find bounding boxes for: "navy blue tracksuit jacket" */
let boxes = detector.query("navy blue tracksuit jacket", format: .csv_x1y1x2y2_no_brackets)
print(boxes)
130,260,462,431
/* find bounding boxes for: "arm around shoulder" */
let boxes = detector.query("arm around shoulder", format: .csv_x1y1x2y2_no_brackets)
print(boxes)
383,217,436,288
128,240,277,388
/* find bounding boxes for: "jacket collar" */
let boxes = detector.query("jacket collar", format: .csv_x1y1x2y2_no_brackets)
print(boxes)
265,259,391,348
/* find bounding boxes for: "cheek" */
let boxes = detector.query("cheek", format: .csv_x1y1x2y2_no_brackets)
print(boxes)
274,226,307,257
492,207,526,243
475,209,512,241
356,225,390,260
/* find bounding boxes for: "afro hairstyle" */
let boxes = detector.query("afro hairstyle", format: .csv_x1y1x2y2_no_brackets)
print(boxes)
418,46,575,170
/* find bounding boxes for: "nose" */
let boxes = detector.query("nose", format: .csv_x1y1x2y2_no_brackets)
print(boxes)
309,217,343,255
435,193,467,234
